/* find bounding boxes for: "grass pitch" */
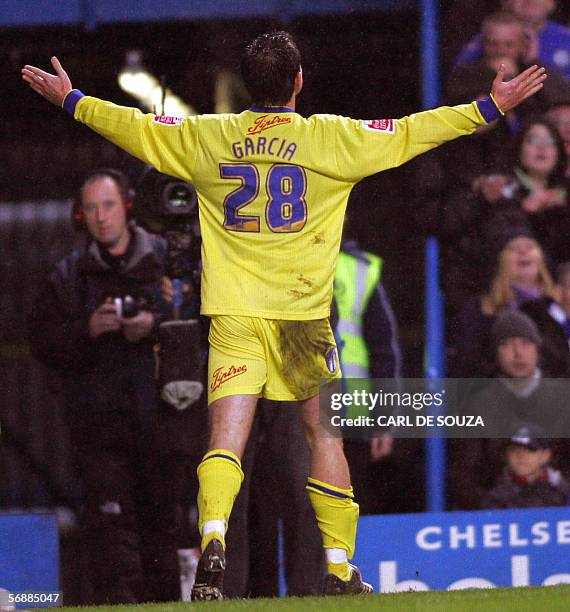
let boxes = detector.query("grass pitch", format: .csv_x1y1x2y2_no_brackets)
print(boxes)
59,585,570,612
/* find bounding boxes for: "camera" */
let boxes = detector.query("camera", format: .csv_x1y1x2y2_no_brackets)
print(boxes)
133,168,205,410
113,295,148,319
134,167,201,281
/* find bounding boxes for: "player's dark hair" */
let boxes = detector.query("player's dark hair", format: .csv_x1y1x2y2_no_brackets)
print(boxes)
241,31,301,106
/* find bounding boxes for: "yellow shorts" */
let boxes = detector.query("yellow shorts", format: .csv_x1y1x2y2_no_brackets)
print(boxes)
207,315,341,404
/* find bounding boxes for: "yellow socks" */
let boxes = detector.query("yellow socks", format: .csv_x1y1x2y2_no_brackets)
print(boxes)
197,449,244,552
306,476,359,580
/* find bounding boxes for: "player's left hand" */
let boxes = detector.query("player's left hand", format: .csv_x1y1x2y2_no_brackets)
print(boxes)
490,63,546,114
21,56,72,107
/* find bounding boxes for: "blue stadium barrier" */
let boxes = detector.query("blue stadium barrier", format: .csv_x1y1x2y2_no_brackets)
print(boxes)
354,507,570,591
0,513,59,608
1,0,417,28
421,0,447,513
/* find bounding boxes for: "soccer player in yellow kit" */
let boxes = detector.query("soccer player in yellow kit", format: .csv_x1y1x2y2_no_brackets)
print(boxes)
23,31,546,599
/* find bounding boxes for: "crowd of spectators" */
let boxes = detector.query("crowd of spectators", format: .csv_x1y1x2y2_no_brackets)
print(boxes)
424,0,570,513
434,1,570,378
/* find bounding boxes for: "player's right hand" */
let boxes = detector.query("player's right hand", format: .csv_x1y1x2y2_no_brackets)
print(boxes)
89,298,121,339
21,56,73,107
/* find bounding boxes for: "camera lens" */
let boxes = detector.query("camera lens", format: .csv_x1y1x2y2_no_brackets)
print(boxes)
162,182,197,216
121,295,139,319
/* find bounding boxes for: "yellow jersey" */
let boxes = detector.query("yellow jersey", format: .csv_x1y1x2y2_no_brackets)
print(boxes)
64,91,498,320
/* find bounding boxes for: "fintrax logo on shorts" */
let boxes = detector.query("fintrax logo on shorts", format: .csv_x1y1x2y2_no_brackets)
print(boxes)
325,347,338,373
211,364,248,392
362,119,395,133
153,115,183,126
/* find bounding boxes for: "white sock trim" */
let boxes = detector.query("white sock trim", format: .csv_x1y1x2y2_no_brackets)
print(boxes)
325,548,348,564
203,520,226,537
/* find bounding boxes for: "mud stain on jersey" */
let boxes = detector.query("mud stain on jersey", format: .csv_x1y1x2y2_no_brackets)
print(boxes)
297,275,314,288
288,289,308,300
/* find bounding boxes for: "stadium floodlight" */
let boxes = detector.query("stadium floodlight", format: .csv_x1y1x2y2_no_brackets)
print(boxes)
118,50,196,116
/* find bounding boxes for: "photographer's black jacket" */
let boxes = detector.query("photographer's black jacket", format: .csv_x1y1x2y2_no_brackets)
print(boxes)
28,225,168,444
29,225,167,373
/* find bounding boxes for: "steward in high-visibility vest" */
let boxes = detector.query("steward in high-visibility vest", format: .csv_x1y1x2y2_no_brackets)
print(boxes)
335,247,382,379
333,242,402,419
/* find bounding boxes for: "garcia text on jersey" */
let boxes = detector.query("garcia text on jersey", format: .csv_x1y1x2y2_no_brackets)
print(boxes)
231,137,297,161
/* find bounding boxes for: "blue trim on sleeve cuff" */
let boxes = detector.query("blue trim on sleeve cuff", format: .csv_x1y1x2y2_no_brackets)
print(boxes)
476,96,501,124
63,90,85,116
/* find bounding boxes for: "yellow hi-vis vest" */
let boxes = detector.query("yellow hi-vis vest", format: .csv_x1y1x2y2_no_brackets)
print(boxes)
334,249,383,378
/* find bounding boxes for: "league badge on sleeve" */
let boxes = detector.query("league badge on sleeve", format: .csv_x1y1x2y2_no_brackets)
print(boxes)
153,115,183,126
362,119,395,133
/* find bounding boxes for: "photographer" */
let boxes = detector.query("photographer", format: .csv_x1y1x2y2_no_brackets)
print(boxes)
27,169,181,604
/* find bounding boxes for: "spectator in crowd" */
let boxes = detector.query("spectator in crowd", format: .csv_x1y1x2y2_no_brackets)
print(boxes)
546,96,570,177
484,118,570,263
480,424,569,508
521,261,570,375
442,0,570,70
455,0,570,81
441,0,502,69
452,227,554,377
447,11,570,130
449,310,566,509
430,117,567,314
27,169,185,604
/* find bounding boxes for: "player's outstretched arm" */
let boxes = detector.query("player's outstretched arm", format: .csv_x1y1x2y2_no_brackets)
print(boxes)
21,57,72,107
22,56,196,184
490,63,546,113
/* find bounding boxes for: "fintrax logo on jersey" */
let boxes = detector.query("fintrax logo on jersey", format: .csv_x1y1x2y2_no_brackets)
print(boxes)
210,364,248,392
247,114,292,135
153,115,183,126
363,119,396,133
